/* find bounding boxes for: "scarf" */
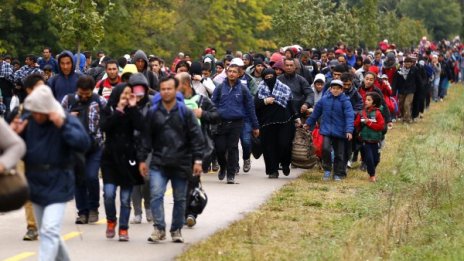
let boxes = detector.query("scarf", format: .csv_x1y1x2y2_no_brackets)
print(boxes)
398,67,410,80
257,79,293,108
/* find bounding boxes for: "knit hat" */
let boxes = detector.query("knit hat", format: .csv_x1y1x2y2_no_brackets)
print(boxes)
330,80,343,88
230,58,244,67
24,85,65,118
272,60,284,71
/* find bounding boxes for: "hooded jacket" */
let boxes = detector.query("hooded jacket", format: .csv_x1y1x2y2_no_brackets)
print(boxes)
133,50,159,92
100,84,145,186
48,51,82,102
311,73,326,105
306,92,354,139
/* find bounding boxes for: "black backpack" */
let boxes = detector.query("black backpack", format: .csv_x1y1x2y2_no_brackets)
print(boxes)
66,93,104,185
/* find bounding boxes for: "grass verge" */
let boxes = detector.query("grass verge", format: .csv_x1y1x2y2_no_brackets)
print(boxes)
178,85,464,261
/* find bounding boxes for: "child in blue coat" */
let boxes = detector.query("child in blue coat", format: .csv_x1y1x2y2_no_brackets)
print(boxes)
305,80,354,181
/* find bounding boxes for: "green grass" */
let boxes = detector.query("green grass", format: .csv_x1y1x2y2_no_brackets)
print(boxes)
178,85,464,261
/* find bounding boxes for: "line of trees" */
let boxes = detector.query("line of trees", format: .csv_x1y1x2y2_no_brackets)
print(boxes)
0,0,462,60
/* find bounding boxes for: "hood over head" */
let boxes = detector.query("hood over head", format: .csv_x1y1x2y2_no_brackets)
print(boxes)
57,50,75,75
24,85,66,118
314,73,326,84
133,50,149,71
128,73,149,106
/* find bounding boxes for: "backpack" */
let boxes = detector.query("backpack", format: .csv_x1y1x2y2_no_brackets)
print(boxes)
66,93,104,141
66,93,104,185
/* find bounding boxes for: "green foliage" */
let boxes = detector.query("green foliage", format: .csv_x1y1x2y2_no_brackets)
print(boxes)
272,0,360,48
49,0,114,51
0,0,461,60
399,0,462,40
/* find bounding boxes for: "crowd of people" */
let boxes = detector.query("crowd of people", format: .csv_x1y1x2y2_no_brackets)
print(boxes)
0,36,463,260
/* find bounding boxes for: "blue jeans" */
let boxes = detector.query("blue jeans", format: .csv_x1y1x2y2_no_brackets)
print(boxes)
361,142,381,177
103,183,133,229
240,120,252,161
149,168,188,232
75,147,102,216
33,203,70,261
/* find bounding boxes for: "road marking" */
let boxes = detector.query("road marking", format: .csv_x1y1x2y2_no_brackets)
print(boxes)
2,252,35,261
62,231,81,241
3,187,173,261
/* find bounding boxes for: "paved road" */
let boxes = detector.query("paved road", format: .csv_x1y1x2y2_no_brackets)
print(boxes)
0,156,303,261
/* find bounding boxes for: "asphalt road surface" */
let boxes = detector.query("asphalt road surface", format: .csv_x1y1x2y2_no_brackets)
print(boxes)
0,156,303,261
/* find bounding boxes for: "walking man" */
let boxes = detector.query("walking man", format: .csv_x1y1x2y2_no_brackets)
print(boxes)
138,76,204,243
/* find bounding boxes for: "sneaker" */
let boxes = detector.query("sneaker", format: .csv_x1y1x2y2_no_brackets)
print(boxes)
171,229,184,243
334,175,342,181
282,165,290,176
23,228,38,241
145,209,153,222
75,214,88,224
212,161,220,172
268,172,279,179
369,176,377,182
243,159,251,173
227,177,235,184
218,168,226,181
347,160,353,169
186,215,196,228
106,220,117,238
118,229,129,242
323,171,331,181
148,228,166,242
130,214,142,224
88,210,99,223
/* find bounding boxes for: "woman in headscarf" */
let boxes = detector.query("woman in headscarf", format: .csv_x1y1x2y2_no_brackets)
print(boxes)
100,83,144,241
254,68,298,178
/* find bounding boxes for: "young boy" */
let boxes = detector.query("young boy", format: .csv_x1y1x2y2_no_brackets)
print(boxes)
305,80,354,181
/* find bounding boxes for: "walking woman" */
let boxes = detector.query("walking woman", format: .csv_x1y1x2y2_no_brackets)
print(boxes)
255,68,297,178
100,84,145,241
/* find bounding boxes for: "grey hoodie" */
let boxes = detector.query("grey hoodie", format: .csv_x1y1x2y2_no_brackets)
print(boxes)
132,50,159,92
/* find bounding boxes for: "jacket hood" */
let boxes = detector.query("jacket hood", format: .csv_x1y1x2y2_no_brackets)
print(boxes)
121,64,138,78
133,50,148,70
57,50,75,75
107,83,129,109
314,73,326,84
128,73,149,106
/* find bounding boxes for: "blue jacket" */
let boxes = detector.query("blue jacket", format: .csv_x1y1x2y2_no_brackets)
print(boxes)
306,92,354,138
48,51,82,102
212,80,259,129
23,115,90,206
38,57,58,73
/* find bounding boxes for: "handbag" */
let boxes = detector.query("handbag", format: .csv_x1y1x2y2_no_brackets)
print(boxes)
0,168,29,212
292,126,319,169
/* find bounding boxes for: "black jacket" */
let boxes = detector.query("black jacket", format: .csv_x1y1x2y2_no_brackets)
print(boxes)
100,85,145,186
278,73,314,109
138,102,204,179
392,66,422,95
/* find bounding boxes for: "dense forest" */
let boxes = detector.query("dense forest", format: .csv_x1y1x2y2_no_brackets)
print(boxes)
0,0,462,60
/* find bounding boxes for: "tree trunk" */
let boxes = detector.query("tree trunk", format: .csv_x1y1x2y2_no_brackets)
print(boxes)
76,39,81,73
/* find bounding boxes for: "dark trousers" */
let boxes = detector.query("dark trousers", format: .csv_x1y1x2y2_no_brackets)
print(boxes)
322,136,346,176
75,147,102,216
214,120,243,178
260,122,293,175
361,142,380,177
412,86,426,119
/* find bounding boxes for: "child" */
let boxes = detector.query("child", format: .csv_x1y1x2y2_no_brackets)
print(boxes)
354,92,385,182
305,80,354,181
